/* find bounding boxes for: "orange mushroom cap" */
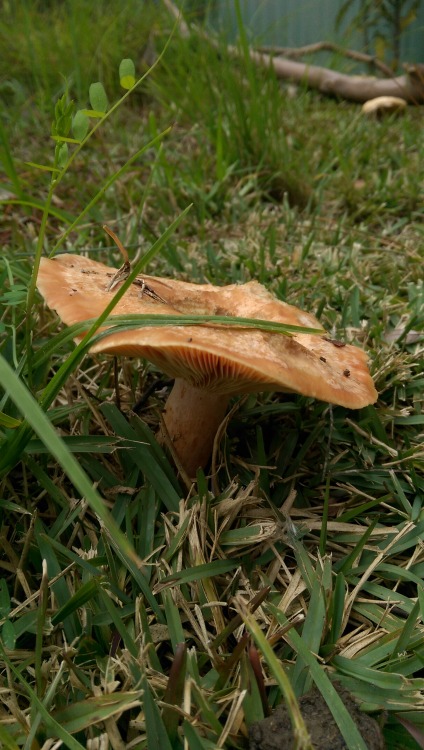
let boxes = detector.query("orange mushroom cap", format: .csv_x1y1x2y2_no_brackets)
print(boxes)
37,253,377,409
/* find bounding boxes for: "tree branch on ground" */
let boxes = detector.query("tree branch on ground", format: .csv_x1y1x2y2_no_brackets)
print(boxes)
161,0,424,104
255,41,395,78
250,53,424,103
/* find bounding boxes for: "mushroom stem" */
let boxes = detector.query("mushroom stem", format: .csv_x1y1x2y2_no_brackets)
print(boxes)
159,378,231,477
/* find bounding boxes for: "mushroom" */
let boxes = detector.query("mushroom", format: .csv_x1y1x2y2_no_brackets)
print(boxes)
361,96,407,116
37,253,377,477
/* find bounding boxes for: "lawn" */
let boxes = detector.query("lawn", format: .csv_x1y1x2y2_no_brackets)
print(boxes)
0,2,424,749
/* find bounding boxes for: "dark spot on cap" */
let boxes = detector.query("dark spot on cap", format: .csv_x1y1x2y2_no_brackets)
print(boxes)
323,336,346,348
343,369,351,377
320,356,327,362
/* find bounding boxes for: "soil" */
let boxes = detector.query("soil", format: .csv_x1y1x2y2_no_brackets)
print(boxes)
248,683,385,750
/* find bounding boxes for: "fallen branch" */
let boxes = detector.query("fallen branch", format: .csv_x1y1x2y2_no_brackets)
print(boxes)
250,52,424,103
162,0,424,104
255,41,394,78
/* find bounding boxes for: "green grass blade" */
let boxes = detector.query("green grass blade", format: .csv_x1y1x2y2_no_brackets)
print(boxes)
71,313,325,338
240,604,313,750
182,721,212,749
160,587,186,650
141,675,173,750
292,566,327,695
51,578,103,626
96,588,139,658
51,692,143,734
159,559,243,587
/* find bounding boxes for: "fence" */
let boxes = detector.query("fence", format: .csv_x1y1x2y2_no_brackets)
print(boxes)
201,0,424,67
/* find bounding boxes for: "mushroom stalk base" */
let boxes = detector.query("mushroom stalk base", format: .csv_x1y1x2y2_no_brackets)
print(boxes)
158,378,231,478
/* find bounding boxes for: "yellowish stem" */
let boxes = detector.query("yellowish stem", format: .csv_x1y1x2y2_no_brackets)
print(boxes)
159,378,230,478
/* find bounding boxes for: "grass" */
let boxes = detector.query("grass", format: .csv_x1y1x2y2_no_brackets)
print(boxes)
1,2,424,749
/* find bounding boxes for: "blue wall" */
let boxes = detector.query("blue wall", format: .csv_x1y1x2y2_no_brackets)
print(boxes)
205,0,424,66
